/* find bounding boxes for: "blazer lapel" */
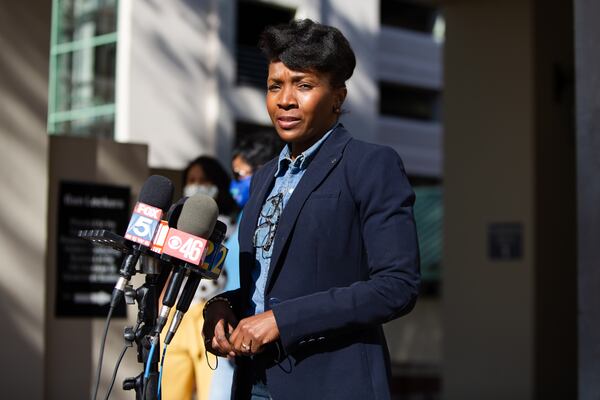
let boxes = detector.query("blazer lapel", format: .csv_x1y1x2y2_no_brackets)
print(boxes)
239,159,277,254
265,127,352,291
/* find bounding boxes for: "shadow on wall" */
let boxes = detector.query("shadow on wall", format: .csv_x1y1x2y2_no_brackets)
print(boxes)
0,0,51,398
0,283,45,392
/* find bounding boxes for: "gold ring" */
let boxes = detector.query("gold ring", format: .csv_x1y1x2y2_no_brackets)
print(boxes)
241,343,250,350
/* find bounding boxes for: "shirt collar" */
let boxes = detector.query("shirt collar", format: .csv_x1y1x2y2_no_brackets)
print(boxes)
274,122,340,177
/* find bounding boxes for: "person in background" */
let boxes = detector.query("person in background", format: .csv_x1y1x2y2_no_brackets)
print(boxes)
229,134,281,212
209,134,281,400
162,155,238,400
183,155,239,236
203,19,420,399
183,156,240,300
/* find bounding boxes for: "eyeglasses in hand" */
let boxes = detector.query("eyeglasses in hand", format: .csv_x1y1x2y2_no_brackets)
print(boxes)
253,192,283,256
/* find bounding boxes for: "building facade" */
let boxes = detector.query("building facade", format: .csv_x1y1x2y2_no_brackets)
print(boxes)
48,0,444,176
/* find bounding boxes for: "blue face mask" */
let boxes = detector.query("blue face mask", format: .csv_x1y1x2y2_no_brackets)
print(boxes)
230,175,252,208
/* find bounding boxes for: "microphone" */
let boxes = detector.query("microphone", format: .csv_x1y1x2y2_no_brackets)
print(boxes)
177,221,227,314
164,219,227,344
153,194,219,335
199,222,229,280
151,196,189,293
152,195,188,251
111,175,174,308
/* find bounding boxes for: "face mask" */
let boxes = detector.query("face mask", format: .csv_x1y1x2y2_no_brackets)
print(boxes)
184,183,219,199
230,175,252,208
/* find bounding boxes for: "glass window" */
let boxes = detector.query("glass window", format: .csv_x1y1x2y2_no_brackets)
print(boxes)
236,1,295,88
379,81,442,121
412,184,443,295
48,0,118,138
380,0,439,34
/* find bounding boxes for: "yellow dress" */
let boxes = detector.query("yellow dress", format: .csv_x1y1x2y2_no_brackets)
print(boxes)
161,302,215,400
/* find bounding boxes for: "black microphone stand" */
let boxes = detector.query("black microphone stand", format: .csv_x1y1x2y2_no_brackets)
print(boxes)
122,256,162,400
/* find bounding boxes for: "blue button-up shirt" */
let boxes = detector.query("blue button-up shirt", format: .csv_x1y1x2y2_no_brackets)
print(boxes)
249,124,338,315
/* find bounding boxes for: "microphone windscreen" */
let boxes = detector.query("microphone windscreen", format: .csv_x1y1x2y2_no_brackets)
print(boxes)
177,193,219,239
166,196,188,227
139,175,174,212
210,220,227,244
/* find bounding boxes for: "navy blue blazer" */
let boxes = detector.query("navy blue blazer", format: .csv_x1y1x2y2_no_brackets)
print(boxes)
224,125,420,400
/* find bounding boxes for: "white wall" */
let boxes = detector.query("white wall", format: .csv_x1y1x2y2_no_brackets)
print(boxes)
116,0,229,169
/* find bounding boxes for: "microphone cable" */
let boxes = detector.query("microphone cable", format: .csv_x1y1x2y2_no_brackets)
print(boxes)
101,321,139,400
91,304,115,400
157,344,168,399
141,337,158,400
102,344,129,400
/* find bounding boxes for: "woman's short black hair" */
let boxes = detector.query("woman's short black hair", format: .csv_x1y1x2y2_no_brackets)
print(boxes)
258,19,356,87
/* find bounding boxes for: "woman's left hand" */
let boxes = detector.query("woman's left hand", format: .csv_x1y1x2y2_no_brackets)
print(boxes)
229,310,280,355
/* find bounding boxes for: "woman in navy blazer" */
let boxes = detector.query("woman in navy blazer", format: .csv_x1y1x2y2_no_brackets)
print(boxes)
203,19,420,400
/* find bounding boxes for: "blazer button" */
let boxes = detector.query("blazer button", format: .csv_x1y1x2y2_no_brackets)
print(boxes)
268,297,281,307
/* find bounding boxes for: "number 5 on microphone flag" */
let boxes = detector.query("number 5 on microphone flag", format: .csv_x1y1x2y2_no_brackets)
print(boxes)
124,202,164,246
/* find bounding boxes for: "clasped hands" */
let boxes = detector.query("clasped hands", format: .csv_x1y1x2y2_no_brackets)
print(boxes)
202,301,280,357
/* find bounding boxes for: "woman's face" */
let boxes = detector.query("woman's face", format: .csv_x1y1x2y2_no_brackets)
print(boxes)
231,155,253,180
185,164,210,185
184,164,219,199
266,61,346,158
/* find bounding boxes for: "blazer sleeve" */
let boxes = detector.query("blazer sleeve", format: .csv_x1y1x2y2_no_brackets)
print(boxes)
271,145,421,352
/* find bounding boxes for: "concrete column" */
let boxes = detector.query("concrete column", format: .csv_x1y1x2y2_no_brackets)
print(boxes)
443,0,577,398
443,2,536,398
575,0,600,398
532,0,576,397
46,137,149,400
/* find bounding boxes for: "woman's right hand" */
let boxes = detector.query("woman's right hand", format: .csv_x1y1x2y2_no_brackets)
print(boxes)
202,300,238,357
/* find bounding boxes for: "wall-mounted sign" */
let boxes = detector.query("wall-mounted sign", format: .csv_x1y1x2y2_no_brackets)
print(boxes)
55,181,130,317
488,222,524,261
